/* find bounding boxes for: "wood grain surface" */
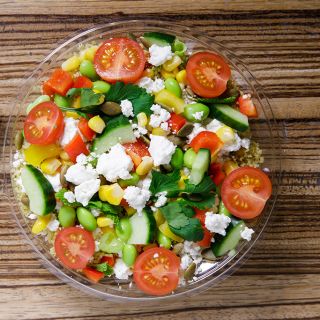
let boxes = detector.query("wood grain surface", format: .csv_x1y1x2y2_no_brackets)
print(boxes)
1,1,320,319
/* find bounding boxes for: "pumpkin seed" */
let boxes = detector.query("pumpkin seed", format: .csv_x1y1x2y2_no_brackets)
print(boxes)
166,135,184,146
202,248,217,261
101,101,121,116
68,183,75,193
14,131,23,150
21,194,29,206
99,175,107,185
172,243,183,255
184,262,196,280
177,122,194,137
140,135,150,146
60,165,69,188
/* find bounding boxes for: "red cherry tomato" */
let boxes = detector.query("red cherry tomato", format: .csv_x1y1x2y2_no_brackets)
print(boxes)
54,227,95,269
73,76,93,89
221,167,272,219
168,113,186,133
94,38,146,84
42,68,73,96
123,139,150,167
238,95,258,117
209,163,226,186
186,52,231,98
24,102,64,145
190,131,223,155
133,247,180,296
78,117,95,141
63,133,89,163
82,267,104,283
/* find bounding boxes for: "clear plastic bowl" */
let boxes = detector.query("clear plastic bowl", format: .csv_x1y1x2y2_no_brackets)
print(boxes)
2,20,281,302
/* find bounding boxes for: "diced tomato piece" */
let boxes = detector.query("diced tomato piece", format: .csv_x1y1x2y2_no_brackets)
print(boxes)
100,255,115,267
42,68,73,96
238,95,258,118
78,117,95,141
73,76,93,89
209,163,226,185
168,113,186,133
42,82,55,96
190,131,223,155
82,267,104,283
194,208,207,225
64,133,89,162
197,227,213,247
123,139,150,168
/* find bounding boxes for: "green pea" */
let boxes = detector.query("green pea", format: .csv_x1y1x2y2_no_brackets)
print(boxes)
26,95,50,114
93,80,111,94
164,78,182,97
118,172,140,188
99,230,124,253
170,147,184,169
183,148,197,169
115,218,132,242
54,94,70,108
58,206,76,227
157,231,172,249
79,59,98,80
76,207,97,231
122,244,138,267
183,103,210,123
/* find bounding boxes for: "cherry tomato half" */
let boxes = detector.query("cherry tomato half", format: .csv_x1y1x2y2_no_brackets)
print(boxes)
133,247,180,296
123,139,150,167
24,101,64,145
190,131,223,155
221,167,272,219
94,38,146,84
54,227,95,269
186,52,231,98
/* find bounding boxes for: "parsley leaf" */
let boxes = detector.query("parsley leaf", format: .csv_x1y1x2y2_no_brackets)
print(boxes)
95,262,114,276
183,176,216,194
106,81,154,116
55,189,81,207
179,194,216,210
196,96,238,105
149,169,181,197
160,202,204,241
87,200,121,215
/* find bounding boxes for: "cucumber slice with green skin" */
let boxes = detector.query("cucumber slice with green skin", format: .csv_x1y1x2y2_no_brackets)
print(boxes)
189,148,210,185
211,220,245,257
218,201,232,218
127,209,156,245
92,115,136,154
141,32,176,47
21,164,56,216
210,104,249,132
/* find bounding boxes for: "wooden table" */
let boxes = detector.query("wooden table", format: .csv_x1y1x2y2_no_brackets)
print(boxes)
1,1,320,319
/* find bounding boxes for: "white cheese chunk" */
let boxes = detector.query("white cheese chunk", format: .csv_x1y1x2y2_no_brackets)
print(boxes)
113,258,133,280
74,179,100,206
123,186,151,213
241,227,255,241
64,191,76,203
96,143,133,182
65,163,98,186
205,212,231,236
44,173,62,192
148,135,176,166
137,77,165,94
60,117,79,147
148,44,173,66
154,191,167,208
120,99,134,117
149,104,171,129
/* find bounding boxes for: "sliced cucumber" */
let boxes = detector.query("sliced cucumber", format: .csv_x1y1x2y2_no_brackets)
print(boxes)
92,115,136,154
127,209,156,245
189,148,210,185
211,220,245,257
210,104,249,132
21,164,56,216
141,32,175,47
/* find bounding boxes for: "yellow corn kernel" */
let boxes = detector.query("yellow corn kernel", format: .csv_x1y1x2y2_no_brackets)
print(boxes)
59,151,70,161
124,206,137,216
163,55,182,72
155,89,185,114
101,226,114,233
216,126,235,144
159,221,183,242
137,112,148,127
32,215,52,234
71,96,81,109
84,45,98,62
153,210,165,227
142,68,154,78
40,158,61,175
99,183,124,205
176,69,187,85
97,216,114,228
65,111,80,119
24,144,61,167
136,156,154,176
61,55,81,72
61,160,73,167
160,68,176,80
223,160,239,176
151,127,168,136
88,115,106,133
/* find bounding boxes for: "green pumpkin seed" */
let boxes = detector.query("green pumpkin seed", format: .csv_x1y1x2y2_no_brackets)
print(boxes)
21,194,29,206
101,101,122,116
172,243,183,255
14,131,24,150
177,122,194,137
184,262,196,280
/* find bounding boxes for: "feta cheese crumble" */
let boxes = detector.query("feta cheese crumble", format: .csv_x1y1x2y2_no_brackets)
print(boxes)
148,44,173,67
137,77,165,94
241,227,255,241
193,111,204,121
47,218,60,232
65,163,98,185
123,186,151,213
149,104,171,129
74,179,100,206
154,191,167,208
120,99,134,117
60,117,79,147
64,191,76,203
113,258,133,280
148,135,176,166
205,212,231,236
44,173,62,192
96,143,133,182
179,241,203,271
132,123,148,138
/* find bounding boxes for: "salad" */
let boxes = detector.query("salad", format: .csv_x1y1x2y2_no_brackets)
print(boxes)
13,31,272,296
